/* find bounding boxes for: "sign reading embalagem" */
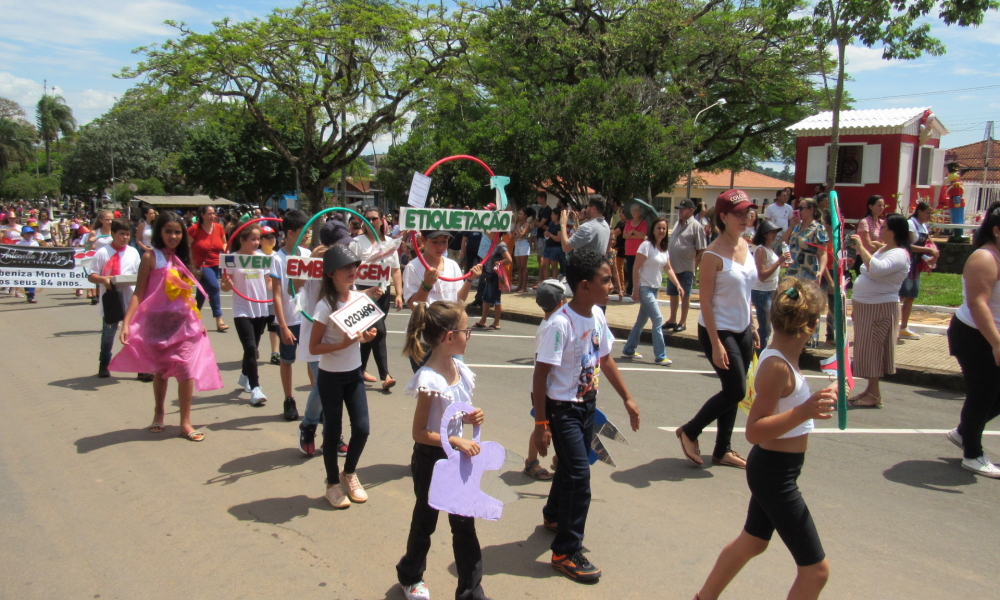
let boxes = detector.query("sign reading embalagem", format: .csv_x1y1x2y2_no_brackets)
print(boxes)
398,208,513,233
0,245,95,288
0,246,76,269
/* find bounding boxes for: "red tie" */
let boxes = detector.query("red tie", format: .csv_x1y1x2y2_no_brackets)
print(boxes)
103,243,127,277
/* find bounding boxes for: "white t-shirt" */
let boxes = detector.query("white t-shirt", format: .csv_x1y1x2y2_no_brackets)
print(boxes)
535,304,614,402
1,225,22,244
350,234,400,291
228,251,271,319
297,277,323,364
635,240,670,289
312,292,364,373
402,257,465,325
90,244,142,318
851,247,910,304
15,238,38,247
269,245,311,327
530,317,551,392
91,233,113,253
404,359,476,440
908,217,929,244
764,203,793,231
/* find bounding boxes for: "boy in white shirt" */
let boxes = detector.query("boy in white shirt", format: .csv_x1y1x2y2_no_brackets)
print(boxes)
764,188,793,232
88,219,143,379
523,279,567,481
270,210,310,421
531,250,641,583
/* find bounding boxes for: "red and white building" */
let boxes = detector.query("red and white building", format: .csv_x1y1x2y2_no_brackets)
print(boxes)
787,108,949,218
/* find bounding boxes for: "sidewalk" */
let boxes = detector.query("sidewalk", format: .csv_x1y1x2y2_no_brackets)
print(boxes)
484,289,964,392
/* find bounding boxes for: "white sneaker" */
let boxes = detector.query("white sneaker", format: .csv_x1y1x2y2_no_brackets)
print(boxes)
620,352,642,359
898,328,921,340
655,358,673,366
325,483,351,509
340,470,368,503
403,581,430,600
961,455,1000,479
250,387,267,406
947,428,963,450
238,373,251,393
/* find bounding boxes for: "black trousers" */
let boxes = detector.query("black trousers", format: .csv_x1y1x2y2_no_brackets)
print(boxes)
542,396,595,556
744,446,825,567
948,316,1000,459
683,324,754,459
624,254,636,295
233,316,267,388
396,443,487,600
317,367,370,479
358,286,390,380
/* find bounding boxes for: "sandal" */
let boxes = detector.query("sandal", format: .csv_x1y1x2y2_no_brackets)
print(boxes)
473,322,487,328
217,324,229,333
382,377,396,391
676,427,704,466
524,459,553,480
487,324,501,330
847,392,883,409
148,422,165,433
180,430,205,442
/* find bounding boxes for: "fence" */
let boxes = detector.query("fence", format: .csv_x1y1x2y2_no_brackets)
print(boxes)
963,183,1000,218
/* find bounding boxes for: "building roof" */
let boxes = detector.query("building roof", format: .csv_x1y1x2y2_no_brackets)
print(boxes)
133,195,237,207
787,107,949,137
669,169,792,192
944,139,1000,184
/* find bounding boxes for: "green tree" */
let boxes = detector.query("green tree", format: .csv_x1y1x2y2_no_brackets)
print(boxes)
0,97,28,122
122,0,474,213
35,94,77,177
1,171,60,201
0,118,37,184
813,0,999,190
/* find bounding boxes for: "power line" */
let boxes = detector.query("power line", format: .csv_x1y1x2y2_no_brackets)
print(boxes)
854,84,1000,102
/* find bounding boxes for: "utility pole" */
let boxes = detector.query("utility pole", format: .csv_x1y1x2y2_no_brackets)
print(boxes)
340,110,348,207
983,121,993,189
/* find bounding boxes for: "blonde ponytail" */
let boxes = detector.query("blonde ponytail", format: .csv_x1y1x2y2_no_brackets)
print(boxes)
770,277,826,337
404,302,429,363
402,300,466,364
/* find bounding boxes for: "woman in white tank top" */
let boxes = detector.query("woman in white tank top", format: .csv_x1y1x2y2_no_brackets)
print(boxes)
946,203,1000,478
677,190,760,470
694,278,836,600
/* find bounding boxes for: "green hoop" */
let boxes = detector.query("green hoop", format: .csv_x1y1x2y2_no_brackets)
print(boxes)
290,206,382,322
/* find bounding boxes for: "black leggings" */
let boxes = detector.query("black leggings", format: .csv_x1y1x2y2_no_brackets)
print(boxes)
233,316,267,388
948,316,1000,459
683,324,754,459
744,446,825,567
317,367,370,478
359,286,390,380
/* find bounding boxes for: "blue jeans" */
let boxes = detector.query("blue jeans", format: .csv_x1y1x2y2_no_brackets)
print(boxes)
623,286,666,361
542,396,595,556
100,320,119,365
303,361,324,427
318,367,370,479
751,289,774,351
195,265,223,318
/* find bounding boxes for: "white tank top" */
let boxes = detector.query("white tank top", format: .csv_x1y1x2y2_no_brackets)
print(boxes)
755,348,814,439
955,249,1000,330
698,246,758,333
751,246,779,292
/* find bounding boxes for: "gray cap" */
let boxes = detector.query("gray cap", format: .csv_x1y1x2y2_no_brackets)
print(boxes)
535,279,566,312
323,245,361,274
320,219,353,247
421,230,452,239
756,218,783,237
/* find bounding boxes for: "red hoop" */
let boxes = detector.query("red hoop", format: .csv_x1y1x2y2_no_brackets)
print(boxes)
222,217,282,303
410,155,501,282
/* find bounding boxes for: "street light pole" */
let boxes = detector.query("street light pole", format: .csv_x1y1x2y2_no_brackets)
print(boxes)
686,98,727,202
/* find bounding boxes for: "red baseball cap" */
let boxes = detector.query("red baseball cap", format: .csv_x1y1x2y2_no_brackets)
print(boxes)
484,202,497,211
715,189,756,215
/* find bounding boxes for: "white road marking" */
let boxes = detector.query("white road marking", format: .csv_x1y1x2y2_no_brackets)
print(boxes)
657,426,1000,435
460,362,835,379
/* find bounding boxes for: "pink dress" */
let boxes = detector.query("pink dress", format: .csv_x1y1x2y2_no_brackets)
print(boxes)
110,249,223,391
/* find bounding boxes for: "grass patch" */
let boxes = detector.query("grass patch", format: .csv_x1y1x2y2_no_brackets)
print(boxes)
847,271,963,307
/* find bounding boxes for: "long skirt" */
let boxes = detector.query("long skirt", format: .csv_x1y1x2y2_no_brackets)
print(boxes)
851,300,899,379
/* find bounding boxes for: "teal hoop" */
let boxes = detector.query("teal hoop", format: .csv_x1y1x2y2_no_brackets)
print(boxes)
290,206,382,322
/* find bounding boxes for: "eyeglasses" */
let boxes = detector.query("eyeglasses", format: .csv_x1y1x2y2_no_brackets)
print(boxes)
449,328,473,340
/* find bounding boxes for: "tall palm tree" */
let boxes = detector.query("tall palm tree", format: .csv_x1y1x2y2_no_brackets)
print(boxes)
0,118,36,185
36,94,76,176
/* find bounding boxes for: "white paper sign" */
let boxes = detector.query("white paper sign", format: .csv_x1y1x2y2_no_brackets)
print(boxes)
398,208,513,233
285,256,325,280
220,254,274,271
356,262,392,287
407,172,433,208
0,266,95,289
331,294,385,337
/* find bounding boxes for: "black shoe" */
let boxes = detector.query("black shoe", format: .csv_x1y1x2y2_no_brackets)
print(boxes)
551,551,601,583
98,363,111,378
299,423,317,456
674,324,687,333
283,397,299,421
270,353,281,365
137,373,154,382
662,321,677,330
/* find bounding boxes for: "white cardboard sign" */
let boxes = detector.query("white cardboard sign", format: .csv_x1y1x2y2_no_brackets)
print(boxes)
331,293,385,337
407,172,433,208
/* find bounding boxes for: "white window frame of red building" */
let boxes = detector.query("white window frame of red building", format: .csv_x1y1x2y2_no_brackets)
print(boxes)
915,145,946,189
805,142,882,187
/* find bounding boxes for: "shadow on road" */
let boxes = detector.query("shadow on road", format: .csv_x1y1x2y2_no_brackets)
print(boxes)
228,494,331,524
52,330,100,337
449,526,563,579
75,427,176,453
205,413,286,431
207,449,307,485
912,389,964,402
215,360,244,372
355,462,411,490
49,375,123,392
609,457,714,487
883,457,977,493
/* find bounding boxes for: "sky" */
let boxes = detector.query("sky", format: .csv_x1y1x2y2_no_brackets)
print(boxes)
2,0,1000,159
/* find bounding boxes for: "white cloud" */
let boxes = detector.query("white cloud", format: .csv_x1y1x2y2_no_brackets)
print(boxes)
954,95,980,101
0,71,118,124
835,44,905,74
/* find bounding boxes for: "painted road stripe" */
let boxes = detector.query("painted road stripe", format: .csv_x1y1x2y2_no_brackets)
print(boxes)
460,363,836,379
657,426,1000,435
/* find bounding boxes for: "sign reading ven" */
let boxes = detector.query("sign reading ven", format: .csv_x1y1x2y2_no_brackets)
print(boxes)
399,208,512,233
220,254,273,270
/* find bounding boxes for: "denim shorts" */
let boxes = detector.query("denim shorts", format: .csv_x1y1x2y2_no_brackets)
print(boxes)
666,270,695,297
542,245,563,261
899,273,920,298
279,323,301,364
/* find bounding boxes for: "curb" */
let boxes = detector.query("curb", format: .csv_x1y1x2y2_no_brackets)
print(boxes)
474,306,965,393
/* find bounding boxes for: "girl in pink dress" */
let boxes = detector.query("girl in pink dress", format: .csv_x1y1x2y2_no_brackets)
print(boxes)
111,212,223,441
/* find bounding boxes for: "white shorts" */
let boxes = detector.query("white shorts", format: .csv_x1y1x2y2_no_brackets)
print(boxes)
514,239,531,257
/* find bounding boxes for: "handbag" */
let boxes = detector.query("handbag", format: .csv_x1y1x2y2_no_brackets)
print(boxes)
495,262,511,293
101,284,126,325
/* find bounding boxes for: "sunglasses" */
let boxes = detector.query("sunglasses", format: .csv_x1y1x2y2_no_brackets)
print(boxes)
449,328,473,340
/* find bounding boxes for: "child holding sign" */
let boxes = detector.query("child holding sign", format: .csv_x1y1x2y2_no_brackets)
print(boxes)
397,300,489,600
693,278,834,600
309,245,378,509
221,223,270,406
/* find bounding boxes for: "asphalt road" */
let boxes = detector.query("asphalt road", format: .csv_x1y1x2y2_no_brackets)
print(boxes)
1,290,997,600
